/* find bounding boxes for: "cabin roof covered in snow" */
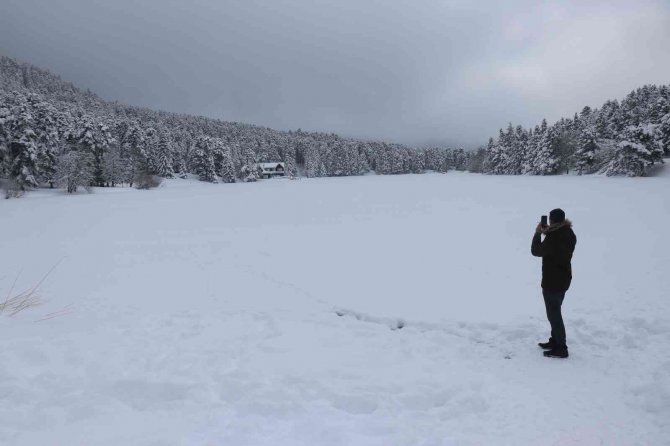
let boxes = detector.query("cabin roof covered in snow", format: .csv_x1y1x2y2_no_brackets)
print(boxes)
259,162,285,169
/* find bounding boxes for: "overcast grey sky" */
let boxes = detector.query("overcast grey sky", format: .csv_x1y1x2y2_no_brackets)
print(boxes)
1,0,669,147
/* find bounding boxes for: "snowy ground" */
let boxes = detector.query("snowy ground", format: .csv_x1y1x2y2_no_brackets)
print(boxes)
1,170,669,445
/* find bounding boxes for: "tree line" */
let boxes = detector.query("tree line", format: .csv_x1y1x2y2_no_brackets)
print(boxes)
473,85,670,177
1,55,669,198
0,56,469,196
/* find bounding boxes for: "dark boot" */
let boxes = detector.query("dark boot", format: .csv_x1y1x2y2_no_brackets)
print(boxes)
538,339,555,350
543,346,569,358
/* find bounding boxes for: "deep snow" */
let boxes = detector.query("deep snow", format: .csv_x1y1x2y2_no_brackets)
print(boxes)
1,171,669,445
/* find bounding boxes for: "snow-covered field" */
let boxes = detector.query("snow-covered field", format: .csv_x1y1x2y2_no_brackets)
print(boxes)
1,171,669,445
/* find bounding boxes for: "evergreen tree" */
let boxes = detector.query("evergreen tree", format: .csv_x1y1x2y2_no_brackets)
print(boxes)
280,144,298,178
29,95,62,187
452,148,467,171
483,134,505,174
552,118,579,174
120,122,149,183
304,144,324,177
102,147,124,186
190,136,217,182
605,124,661,176
69,116,114,186
497,123,518,174
239,145,259,182
528,119,559,175
5,96,40,190
467,147,488,173
596,100,622,138
408,148,426,173
219,146,236,183
155,135,174,178
509,125,527,174
575,126,599,174
521,127,539,174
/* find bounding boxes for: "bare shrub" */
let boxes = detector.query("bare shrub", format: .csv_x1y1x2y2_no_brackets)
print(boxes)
0,289,41,316
134,173,163,189
1,263,60,317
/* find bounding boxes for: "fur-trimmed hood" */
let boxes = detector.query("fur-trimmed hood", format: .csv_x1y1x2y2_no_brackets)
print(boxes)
543,219,573,234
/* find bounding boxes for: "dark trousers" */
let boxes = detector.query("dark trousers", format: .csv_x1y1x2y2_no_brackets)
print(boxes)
543,289,567,348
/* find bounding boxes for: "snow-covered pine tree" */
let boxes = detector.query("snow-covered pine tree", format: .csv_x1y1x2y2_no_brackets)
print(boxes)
210,137,227,179
218,144,236,183
521,127,538,174
606,138,647,177
173,153,188,179
575,126,599,174
280,144,298,178
304,144,324,177
220,152,236,183
369,143,386,174
324,141,349,176
604,124,661,176
390,146,407,174
408,148,426,173
190,136,217,182
434,147,448,173
356,143,371,174
95,122,114,186
443,149,455,171
552,117,579,174
293,137,308,173
596,100,622,139
171,130,192,178
320,141,338,175
423,147,439,172
467,147,488,173
638,123,664,165
119,122,148,185
452,148,467,171
483,134,505,174
5,95,40,190
102,146,124,186
342,141,360,175
238,145,259,182
28,94,62,187
316,160,327,177
155,135,174,178
69,115,115,187
509,125,529,175
529,119,559,175
496,124,517,174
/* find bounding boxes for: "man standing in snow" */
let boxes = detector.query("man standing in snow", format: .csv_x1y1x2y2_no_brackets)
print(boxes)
531,208,577,358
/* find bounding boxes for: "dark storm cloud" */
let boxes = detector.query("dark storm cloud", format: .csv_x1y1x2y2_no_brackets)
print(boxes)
1,0,669,147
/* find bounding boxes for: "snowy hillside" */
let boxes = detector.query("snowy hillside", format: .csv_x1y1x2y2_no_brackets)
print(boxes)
1,172,669,445
1,56,669,199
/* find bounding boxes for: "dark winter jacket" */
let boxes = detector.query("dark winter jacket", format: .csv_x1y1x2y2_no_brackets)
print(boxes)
531,220,577,291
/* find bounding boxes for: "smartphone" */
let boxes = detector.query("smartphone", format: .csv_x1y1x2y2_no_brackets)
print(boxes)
541,215,548,226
